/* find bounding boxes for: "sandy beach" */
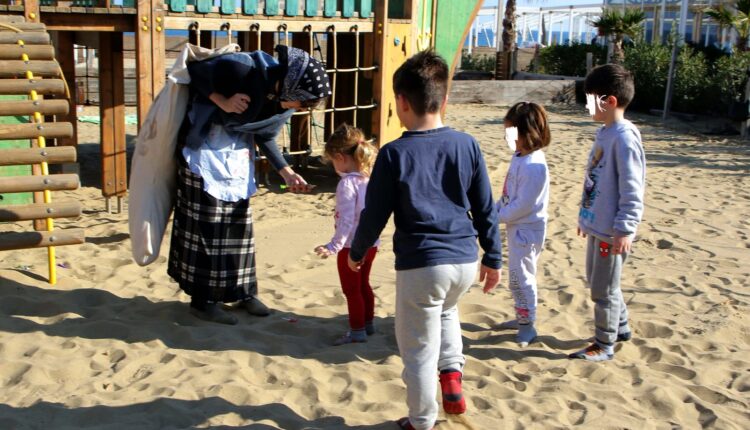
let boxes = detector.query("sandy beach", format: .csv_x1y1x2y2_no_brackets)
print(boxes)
0,103,748,429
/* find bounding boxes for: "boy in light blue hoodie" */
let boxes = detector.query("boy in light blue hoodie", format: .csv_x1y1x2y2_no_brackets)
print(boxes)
570,64,646,362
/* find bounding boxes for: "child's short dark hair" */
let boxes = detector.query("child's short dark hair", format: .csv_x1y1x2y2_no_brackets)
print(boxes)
392,50,449,116
584,64,635,108
504,102,551,152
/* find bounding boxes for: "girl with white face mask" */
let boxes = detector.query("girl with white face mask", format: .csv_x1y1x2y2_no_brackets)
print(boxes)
496,102,551,347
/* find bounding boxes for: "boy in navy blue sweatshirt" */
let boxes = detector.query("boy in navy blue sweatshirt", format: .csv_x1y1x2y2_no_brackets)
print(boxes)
570,64,646,362
348,51,502,430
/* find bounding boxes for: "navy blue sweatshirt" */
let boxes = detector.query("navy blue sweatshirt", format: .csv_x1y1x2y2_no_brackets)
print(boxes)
350,127,502,270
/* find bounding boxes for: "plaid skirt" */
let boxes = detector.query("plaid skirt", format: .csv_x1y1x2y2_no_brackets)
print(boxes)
167,162,257,303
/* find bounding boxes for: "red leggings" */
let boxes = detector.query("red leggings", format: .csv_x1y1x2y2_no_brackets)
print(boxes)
337,247,378,330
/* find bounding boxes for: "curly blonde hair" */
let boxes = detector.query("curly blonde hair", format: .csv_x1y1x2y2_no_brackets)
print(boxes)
324,123,377,176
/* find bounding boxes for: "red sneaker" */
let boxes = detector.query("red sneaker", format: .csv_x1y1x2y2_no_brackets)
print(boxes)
438,370,466,414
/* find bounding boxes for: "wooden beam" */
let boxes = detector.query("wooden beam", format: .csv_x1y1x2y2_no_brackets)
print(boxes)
0,200,81,222
0,122,73,140
291,31,312,161
0,99,69,116
0,60,61,78
99,32,127,198
372,0,389,146
52,30,77,147
24,0,40,24
0,32,49,45
136,0,153,128
0,146,77,166
0,15,26,23
0,23,45,32
0,78,66,96
135,0,164,129
163,16,373,33
0,44,55,60
0,228,85,251
39,13,135,32
0,174,79,193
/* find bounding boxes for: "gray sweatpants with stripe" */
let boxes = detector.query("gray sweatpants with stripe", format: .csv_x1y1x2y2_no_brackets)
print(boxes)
395,262,477,430
586,236,630,349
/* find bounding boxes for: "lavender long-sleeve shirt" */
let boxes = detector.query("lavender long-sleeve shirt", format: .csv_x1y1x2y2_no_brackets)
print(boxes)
325,172,379,253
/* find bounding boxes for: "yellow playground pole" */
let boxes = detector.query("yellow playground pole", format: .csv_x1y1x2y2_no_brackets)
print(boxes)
19,42,57,285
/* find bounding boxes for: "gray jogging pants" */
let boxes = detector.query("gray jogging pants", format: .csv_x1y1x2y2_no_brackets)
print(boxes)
395,262,477,430
586,235,630,348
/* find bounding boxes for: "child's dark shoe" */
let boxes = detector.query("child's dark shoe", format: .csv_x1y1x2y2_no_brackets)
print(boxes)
365,320,376,335
516,323,537,347
617,330,632,342
439,369,466,414
396,417,433,430
333,330,367,346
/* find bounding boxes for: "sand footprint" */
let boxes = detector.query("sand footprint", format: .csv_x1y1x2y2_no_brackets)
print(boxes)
649,363,697,380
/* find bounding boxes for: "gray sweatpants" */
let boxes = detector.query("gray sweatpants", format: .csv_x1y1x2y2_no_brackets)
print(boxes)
507,225,545,323
586,235,630,349
395,262,477,430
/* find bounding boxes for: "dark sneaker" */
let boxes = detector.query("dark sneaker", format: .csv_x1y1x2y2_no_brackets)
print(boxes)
617,331,632,342
569,343,614,362
396,417,433,430
189,303,238,325
439,370,466,414
333,331,367,346
516,323,537,347
243,297,271,316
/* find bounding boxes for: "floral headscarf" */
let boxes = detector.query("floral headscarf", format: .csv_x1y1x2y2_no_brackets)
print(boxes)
276,45,332,102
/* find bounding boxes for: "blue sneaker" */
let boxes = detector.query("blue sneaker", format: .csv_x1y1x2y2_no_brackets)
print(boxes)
516,323,537,347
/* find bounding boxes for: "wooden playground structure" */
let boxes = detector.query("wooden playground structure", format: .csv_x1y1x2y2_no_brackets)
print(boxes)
0,0,483,283
0,14,83,284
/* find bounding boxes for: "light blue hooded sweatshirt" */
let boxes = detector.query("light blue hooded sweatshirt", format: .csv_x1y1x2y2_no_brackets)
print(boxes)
578,119,646,241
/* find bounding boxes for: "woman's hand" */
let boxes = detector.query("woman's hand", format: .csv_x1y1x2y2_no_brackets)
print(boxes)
210,92,251,114
279,167,316,193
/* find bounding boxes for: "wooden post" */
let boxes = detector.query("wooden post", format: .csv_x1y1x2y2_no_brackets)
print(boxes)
372,0,389,146
291,31,312,165
326,32,357,135
99,32,127,201
743,69,750,140
24,0,40,24
135,0,165,129
52,31,77,148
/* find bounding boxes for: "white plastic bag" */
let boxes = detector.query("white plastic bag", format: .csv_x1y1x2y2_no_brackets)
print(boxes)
128,43,240,266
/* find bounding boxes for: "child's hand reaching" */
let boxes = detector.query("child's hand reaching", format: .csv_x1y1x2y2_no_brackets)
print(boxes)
315,245,334,258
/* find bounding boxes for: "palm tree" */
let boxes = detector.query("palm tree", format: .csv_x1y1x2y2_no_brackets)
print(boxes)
705,0,750,51
591,8,646,63
502,0,517,52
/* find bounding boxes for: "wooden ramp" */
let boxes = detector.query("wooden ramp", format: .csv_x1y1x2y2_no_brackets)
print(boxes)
0,16,83,285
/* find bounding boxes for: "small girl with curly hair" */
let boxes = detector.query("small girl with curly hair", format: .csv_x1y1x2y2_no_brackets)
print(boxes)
315,124,380,345
496,102,551,347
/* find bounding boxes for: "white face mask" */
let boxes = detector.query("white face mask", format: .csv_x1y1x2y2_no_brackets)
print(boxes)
504,126,518,152
586,93,608,116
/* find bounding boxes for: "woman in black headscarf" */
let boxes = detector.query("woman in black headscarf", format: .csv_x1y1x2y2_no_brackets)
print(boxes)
168,45,331,324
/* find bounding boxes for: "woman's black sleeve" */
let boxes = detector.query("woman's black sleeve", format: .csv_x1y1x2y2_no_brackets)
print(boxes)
254,129,288,171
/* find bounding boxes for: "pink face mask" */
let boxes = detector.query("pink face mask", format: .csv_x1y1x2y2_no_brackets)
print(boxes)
504,126,518,152
586,93,608,116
